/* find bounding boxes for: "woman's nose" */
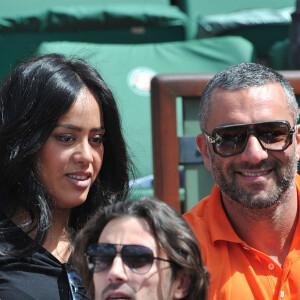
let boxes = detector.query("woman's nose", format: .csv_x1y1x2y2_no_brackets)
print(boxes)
73,140,93,164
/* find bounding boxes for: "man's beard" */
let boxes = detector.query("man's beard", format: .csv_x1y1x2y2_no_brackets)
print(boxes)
209,148,297,209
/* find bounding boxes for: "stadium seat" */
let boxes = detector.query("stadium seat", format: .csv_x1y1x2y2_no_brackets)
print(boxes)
196,7,293,63
0,2,187,82
173,0,295,39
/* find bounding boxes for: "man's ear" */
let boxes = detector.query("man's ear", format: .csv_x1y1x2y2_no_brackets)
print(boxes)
295,125,300,162
196,134,212,172
172,270,190,299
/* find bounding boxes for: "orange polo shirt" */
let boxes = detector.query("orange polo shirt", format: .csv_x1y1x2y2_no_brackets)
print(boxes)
184,175,300,300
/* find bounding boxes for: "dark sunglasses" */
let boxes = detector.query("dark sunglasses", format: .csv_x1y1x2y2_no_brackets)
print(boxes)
203,120,296,157
85,243,173,274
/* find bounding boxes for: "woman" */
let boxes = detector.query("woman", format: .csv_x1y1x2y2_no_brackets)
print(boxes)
0,54,132,299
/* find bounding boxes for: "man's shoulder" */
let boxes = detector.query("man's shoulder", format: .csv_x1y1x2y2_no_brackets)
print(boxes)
184,195,210,222
183,185,220,226
183,194,214,243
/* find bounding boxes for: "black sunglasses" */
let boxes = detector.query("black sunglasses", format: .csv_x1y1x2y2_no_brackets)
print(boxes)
85,243,173,274
203,120,296,157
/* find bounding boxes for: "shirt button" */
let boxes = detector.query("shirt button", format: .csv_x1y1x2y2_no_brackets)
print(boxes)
268,263,274,270
281,290,284,298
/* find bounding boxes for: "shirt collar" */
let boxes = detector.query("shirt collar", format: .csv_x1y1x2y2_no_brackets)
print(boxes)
207,185,242,245
208,174,300,245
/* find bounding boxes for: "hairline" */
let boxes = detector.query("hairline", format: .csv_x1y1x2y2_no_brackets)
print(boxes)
199,63,299,132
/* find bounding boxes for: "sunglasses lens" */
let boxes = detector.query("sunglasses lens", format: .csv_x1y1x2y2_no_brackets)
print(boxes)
257,122,290,150
123,245,154,274
214,126,247,156
86,244,116,272
94,256,114,272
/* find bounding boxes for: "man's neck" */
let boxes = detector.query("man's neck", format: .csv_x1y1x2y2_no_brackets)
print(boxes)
222,186,299,267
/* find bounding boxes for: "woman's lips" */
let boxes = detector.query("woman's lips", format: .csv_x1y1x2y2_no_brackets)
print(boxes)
66,173,92,188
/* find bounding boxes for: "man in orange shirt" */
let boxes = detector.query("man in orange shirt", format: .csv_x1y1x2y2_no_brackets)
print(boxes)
184,63,300,299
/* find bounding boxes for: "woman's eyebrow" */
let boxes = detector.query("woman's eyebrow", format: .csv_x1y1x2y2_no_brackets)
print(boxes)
56,124,105,132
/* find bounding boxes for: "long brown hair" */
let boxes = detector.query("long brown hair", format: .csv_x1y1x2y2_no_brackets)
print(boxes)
73,198,209,299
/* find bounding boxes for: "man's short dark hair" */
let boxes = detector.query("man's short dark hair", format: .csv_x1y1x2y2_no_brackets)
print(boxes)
199,63,299,131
